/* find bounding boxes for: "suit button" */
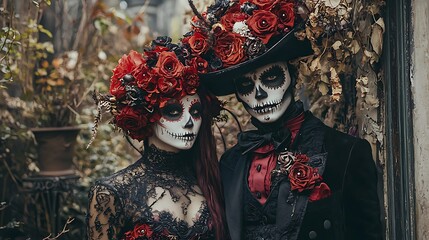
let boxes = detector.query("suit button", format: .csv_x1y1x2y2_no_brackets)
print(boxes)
324,219,331,230
256,164,262,172
256,191,262,199
309,230,317,239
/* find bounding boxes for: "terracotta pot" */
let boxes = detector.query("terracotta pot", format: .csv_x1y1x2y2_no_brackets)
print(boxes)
31,126,81,176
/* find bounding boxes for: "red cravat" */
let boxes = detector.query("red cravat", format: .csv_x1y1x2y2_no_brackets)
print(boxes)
247,113,305,204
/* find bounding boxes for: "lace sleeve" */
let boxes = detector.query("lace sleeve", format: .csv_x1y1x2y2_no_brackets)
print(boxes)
87,184,124,240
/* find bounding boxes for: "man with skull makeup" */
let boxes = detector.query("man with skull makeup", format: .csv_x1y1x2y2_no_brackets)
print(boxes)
86,39,229,240
187,0,383,239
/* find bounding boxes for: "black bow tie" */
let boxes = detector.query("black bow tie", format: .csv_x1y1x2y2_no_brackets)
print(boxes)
238,128,291,155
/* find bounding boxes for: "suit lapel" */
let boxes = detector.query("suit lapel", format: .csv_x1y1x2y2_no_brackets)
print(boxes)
276,112,328,240
224,153,249,240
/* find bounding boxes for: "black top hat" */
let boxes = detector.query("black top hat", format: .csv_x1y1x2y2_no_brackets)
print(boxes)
184,0,314,96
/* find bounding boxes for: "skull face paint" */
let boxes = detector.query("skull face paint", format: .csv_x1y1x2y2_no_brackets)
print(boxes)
153,94,202,151
234,61,292,123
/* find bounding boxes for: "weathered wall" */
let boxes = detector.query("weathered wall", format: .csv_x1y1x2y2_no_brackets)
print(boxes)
411,0,429,239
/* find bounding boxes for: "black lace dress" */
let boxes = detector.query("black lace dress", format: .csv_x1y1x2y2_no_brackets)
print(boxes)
86,145,214,240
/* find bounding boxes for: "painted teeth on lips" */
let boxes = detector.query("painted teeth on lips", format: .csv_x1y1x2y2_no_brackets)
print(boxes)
252,100,282,114
166,130,196,141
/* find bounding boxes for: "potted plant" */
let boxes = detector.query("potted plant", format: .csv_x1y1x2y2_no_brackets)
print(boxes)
30,51,90,176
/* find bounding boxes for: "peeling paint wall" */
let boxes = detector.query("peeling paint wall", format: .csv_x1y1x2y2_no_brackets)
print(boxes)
411,0,429,239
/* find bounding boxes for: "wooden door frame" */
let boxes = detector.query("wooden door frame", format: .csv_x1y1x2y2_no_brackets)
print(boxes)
384,0,416,239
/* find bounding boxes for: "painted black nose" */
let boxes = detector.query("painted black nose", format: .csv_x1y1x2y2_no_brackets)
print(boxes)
184,117,194,128
255,85,268,100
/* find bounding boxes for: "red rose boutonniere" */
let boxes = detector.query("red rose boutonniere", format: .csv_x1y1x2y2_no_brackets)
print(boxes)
273,152,331,202
123,223,153,240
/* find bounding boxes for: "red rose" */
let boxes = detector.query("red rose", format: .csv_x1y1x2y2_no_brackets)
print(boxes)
133,224,153,238
132,63,153,87
273,2,295,30
137,74,158,94
247,10,279,44
241,0,280,10
185,32,210,55
114,106,149,141
124,224,153,240
182,67,200,95
309,182,331,202
155,51,184,78
288,162,322,192
145,92,161,110
214,32,247,67
220,5,248,31
110,50,144,99
189,56,208,73
157,77,182,97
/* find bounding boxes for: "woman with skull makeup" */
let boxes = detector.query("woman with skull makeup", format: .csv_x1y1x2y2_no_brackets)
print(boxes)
86,38,229,240
187,0,383,240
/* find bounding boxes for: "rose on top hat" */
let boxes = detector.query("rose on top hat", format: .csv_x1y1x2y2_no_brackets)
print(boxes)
184,0,314,96
88,36,223,145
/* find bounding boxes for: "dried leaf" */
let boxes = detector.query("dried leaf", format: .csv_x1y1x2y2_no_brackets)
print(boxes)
349,40,361,54
321,74,330,83
323,0,341,8
318,82,329,95
52,58,63,68
47,79,57,86
332,41,342,50
365,94,379,107
56,79,65,86
310,57,321,72
371,20,384,55
41,60,49,68
330,67,342,102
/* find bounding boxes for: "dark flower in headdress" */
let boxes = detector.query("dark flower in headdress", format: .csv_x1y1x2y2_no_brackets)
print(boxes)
207,0,230,19
245,38,266,58
124,85,146,107
241,2,258,15
167,43,187,64
240,0,280,10
152,36,172,47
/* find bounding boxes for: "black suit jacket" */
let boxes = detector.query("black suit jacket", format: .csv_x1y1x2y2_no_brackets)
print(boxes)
219,114,383,240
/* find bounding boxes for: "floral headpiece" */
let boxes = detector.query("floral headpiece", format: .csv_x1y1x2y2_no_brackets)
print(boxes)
183,0,309,72
88,37,223,145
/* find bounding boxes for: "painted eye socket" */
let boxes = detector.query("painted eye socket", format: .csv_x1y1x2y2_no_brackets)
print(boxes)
190,102,202,118
235,76,255,96
161,100,183,121
260,65,286,89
